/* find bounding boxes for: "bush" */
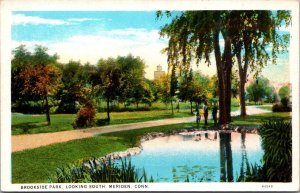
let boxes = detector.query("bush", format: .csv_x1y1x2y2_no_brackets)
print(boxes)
50,158,151,183
73,101,96,129
259,119,292,182
12,101,44,114
272,101,291,112
96,118,110,126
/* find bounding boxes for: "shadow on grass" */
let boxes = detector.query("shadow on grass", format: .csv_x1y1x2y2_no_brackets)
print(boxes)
232,113,291,125
12,122,48,134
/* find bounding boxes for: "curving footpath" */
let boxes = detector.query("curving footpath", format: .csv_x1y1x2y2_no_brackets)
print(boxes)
12,105,271,152
12,116,195,152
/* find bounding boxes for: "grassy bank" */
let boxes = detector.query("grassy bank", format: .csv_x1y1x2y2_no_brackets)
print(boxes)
12,112,291,183
12,122,196,183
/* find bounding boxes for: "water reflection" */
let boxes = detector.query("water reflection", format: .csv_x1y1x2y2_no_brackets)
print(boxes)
116,131,263,182
219,132,233,182
238,131,250,181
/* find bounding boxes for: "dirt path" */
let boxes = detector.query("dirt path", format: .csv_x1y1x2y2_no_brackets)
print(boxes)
12,105,271,152
12,116,194,152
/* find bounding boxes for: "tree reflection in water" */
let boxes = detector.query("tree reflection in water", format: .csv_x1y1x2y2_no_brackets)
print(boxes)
219,132,233,182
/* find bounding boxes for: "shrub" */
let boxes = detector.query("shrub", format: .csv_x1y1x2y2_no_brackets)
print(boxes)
73,101,96,129
272,102,291,112
259,119,292,182
238,119,292,182
50,158,152,183
95,118,110,126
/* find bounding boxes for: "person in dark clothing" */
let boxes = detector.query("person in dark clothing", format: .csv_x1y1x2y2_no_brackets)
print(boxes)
212,105,218,126
204,105,209,125
196,110,201,127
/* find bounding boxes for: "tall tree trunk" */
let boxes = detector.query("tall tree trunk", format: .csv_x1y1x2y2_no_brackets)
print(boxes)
177,100,180,112
235,43,248,116
171,99,174,114
190,101,193,114
136,102,139,110
45,93,51,125
239,80,247,116
213,30,232,125
106,98,110,121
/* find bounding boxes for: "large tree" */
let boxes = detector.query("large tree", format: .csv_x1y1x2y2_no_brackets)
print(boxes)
12,45,36,111
159,11,237,124
232,11,290,116
56,61,87,113
17,46,61,125
97,58,123,121
158,11,290,124
117,54,147,108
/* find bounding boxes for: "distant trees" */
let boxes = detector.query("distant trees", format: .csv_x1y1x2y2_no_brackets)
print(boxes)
95,55,148,121
12,45,151,123
275,85,291,112
246,77,275,105
278,85,290,101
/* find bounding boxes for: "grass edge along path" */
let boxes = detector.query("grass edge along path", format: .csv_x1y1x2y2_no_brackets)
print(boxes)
12,116,194,152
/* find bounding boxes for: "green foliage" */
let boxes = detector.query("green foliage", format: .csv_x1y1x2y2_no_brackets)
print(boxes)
56,61,89,113
259,119,292,182
246,77,275,104
178,70,213,109
12,45,61,119
73,101,96,129
51,158,151,183
278,85,290,100
237,163,266,182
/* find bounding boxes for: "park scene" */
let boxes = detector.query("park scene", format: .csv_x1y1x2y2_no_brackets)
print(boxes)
11,11,292,183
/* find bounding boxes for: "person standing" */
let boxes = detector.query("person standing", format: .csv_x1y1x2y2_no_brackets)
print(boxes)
204,103,209,125
212,105,218,126
196,110,201,127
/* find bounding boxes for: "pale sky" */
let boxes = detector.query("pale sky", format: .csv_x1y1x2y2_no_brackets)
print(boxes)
12,11,290,84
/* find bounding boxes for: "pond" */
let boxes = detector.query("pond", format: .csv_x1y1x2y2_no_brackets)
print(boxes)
117,131,264,182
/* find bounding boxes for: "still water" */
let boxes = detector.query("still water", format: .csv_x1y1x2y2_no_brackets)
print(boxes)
118,131,264,182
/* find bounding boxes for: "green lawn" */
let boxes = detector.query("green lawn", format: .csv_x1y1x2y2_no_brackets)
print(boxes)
255,105,273,111
12,110,192,135
11,112,291,183
231,112,291,125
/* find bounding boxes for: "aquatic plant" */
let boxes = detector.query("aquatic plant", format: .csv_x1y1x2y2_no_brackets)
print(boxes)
238,118,292,182
259,118,292,182
50,158,152,183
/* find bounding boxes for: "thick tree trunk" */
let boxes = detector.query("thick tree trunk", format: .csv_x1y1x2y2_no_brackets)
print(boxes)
45,94,51,125
106,98,110,121
136,102,139,110
213,30,232,125
239,80,247,116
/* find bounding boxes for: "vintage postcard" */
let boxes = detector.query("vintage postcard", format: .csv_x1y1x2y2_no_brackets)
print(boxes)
1,0,299,191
